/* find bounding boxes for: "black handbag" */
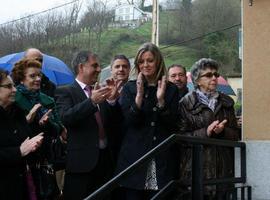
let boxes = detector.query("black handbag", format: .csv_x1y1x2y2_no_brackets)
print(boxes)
32,163,60,199
50,137,67,171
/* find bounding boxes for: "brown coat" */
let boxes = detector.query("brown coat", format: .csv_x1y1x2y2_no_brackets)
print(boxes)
178,91,239,185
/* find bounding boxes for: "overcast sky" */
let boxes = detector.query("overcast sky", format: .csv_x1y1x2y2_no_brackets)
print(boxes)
0,0,69,24
0,0,154,24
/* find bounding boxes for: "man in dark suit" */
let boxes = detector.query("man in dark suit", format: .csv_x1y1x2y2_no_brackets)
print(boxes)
55,51,115,200
106,55,130,163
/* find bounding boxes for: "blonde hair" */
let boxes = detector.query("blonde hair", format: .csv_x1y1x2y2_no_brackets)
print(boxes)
134,42,167,83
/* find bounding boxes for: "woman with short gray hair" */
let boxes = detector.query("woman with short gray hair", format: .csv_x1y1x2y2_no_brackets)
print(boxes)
178,58,239,199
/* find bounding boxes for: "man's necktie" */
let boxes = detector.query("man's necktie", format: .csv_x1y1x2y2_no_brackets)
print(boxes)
85,86,106,149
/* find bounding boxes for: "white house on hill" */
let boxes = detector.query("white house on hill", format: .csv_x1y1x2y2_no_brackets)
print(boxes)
114,4,152,28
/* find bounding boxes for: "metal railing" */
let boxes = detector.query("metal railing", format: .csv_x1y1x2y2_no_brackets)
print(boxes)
84,134,249,200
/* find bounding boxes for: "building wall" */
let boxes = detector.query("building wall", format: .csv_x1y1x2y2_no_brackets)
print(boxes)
115,5,143,21
243,1,270,199
243,0,270,140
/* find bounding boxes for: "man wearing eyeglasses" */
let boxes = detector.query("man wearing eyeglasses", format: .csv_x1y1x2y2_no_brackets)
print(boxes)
168,64,189,99
24,48,56,97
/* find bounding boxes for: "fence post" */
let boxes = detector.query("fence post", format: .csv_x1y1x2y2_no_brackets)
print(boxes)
192,144,203,200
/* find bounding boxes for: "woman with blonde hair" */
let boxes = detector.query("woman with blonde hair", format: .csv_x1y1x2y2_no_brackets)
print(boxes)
116,43,180,200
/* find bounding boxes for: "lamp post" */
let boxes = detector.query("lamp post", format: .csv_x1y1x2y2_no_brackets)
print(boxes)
151,0,159,46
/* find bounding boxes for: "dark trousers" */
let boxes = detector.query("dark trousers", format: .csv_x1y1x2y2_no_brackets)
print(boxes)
63,148,112,200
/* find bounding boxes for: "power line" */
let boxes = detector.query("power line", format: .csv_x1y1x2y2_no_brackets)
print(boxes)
0,0,81,27
160,23,241,50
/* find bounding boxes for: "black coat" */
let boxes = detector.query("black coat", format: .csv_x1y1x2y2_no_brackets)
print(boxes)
116,80,180,190
40,74,56,98
55,81,113,173
0,105,31,200
103,100,124,166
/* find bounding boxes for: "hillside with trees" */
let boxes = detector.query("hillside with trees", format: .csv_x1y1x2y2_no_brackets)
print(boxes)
0,0,241,75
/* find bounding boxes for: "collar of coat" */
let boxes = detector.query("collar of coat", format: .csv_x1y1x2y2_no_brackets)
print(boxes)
15,90,55,112
180,91,234,114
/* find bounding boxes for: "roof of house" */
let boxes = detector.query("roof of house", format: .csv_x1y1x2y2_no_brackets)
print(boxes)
114,4,145,14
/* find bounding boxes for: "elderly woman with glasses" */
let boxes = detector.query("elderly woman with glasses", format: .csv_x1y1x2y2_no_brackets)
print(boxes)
0,69,43,200
178,58,239,199
11,58,66,199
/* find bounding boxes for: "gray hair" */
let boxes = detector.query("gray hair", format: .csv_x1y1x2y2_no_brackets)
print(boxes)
72,51,97,75
191,58,219,89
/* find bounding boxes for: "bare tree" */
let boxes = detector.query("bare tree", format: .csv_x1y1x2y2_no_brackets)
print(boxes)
126,0,134,4
64,1,82,47
0,25,15,54
80,0,113,52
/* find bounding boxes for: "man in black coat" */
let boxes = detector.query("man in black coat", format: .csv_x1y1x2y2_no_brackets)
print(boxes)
55,51,115,200
106,54,131,164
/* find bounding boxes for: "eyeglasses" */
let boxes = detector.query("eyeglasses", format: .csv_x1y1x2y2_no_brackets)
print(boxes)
0,83,16,89
27,73,43,79
35,57,43,63
199,72,220,78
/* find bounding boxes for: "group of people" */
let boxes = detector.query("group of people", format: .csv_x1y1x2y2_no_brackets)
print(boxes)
0,43,239,200
0,48,65,200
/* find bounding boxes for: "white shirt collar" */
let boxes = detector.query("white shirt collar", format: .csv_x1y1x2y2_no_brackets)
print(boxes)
76,78,88,90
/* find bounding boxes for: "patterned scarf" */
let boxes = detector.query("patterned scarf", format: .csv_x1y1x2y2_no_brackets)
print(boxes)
196,89,219,111
16,84,48,120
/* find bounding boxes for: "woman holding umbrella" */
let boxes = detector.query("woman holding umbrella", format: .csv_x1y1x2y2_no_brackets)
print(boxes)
0,69,43,200
11,58,66,200
178,58,239,199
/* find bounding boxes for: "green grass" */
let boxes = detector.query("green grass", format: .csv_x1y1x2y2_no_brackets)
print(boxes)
49,14,199,67
97,22,199,67
160,45,199,70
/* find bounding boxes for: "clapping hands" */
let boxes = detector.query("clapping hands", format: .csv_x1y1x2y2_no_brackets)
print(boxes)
26,103,42,123
105,78,123,101
39,109,52,126
90,79,123,104
20,132,44,157
157,75,166,108
26,103,52,126
135,73,167,109
135,72,144,109
207,119,228,137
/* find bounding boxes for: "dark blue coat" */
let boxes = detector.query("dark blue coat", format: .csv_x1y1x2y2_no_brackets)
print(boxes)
116,80,180,190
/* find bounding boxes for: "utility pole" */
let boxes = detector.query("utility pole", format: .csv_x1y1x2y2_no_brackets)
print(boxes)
151,0,159,46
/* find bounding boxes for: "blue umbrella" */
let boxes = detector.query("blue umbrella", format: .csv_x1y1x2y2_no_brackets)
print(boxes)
0,52,74,86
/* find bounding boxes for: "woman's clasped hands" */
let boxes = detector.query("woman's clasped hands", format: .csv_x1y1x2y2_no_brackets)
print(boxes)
207,119,228,136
